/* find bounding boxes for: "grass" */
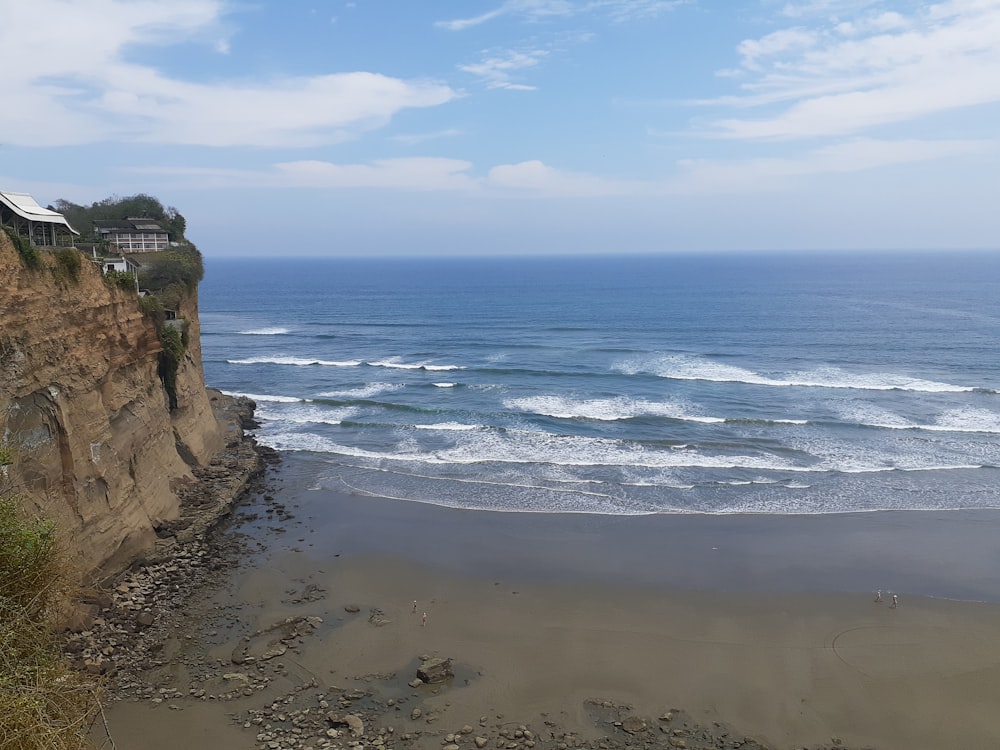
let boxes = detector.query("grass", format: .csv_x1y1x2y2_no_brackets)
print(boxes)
0,496,101,750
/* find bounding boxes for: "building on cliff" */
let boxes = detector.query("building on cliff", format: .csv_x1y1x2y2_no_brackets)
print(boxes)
93,218,170,253
0,190,79,247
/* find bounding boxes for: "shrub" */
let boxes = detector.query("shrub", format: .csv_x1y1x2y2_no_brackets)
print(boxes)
2,226,41,270
50,248,82,284
158,324,186,410
137,246,204,293
0,497,99,750
103,269,136,292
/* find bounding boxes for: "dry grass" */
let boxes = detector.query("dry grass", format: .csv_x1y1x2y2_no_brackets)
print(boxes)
0,496,102,750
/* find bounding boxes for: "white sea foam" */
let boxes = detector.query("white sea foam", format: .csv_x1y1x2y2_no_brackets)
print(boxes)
838,404,1000,434
413,422,480,431
238,327,289,335
221,390,302,403
504,395,723,423
367,359,463,371
228,356,361,367
259,427,796,471
618,354,976,393
316,383,404,399
256,403,356,426
433,382,457,388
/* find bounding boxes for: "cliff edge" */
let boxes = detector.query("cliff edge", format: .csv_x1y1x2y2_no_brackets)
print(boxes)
0,233,233,578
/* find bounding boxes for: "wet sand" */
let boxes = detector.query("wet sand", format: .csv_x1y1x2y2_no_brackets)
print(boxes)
95,457,1000,750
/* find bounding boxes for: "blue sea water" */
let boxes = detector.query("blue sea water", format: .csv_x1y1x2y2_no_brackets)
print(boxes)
199,252,1000,517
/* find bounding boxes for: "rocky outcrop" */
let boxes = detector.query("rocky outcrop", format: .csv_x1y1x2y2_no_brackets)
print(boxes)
0,233,229,578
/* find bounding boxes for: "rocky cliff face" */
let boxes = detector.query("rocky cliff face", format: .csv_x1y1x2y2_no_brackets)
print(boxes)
0,234,226,578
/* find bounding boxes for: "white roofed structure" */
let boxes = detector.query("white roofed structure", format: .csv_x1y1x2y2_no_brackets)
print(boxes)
0,190,79,247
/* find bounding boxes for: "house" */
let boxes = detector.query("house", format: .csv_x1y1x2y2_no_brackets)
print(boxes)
93,218,170,252
80,244,142,292
101,255,141,276
0,190,80,246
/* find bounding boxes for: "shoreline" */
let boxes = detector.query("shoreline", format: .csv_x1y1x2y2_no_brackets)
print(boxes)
88,449,1000,750
250,454,1000,602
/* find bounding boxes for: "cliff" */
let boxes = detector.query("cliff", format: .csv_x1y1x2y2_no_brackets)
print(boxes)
0,233,228,578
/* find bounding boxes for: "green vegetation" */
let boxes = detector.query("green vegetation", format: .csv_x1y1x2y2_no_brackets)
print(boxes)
157,324,188,410
136,246,204,306
0,495,100,750
50,247,82,285
52,194,186,242
102,269,137,292
3,225,42,270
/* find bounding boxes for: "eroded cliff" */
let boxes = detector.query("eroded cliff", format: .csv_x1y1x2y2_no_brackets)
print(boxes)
0,234,226,577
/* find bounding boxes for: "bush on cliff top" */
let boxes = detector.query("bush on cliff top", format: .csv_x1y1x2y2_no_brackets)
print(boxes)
2,226,42,270
0,496,100,750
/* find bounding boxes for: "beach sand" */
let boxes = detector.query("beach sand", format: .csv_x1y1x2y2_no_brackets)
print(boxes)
94,462,1000,750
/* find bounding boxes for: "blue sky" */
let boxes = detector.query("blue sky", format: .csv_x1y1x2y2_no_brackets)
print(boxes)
1,0,998,256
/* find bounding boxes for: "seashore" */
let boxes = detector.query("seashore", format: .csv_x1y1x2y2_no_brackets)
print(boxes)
87,451,1000,750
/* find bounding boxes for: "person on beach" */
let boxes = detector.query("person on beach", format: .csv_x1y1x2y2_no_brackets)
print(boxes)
891,593,898,608
875,590,882,603
422,612,427,627
412,600,417,613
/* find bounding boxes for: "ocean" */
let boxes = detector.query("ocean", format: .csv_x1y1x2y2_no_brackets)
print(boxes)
199,252,1000,518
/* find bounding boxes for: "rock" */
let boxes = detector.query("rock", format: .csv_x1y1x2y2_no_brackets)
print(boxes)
475,737,489,747
416,657,454,684
344,604,361,613
410,708,422,720
621,716,647,734
259,642,288,660
344,714,365,738
62,603,100,633
135,610,156,628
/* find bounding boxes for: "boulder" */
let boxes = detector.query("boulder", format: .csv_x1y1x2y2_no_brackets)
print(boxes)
416,657,454,684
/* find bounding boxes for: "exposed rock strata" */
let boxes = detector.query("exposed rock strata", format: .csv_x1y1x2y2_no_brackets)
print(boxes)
0,234,229,578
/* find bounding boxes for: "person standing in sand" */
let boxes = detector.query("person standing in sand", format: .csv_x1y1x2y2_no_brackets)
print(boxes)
422,611,427,626
875,590,882,603
412,600,417,613
891,593,898,608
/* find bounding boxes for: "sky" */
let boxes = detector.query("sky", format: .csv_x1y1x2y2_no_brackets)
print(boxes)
1,0,998,257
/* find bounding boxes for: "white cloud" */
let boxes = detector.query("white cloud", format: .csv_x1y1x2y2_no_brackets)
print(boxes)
391,129,465,146
460,49,550,90
674,137,993,192
705,0,1000,140
737,28,818,70
437,0,683,30
128,157,640,197
127,158,479,191
486,160,636,195
437,1,574,30
0,0,457,147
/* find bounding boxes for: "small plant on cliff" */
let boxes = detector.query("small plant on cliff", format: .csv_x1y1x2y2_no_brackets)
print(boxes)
0,496,99,750
50,247,83,285
158,324,187,410
2,226,42,270
102,268,137,292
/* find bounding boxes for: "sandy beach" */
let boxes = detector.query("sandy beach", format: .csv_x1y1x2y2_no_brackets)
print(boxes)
93,456,1000,750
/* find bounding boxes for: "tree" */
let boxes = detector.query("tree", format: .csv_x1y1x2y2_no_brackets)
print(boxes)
53,194,188,242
